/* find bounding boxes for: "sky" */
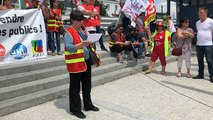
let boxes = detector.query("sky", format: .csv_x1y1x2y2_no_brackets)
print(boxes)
155,0,177,19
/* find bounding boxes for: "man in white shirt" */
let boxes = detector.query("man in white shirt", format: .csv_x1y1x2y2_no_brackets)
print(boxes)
167,16,176,33
167,16,176,46
193,7,213,83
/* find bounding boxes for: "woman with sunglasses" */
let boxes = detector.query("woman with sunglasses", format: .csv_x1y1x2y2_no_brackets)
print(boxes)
64,10,99,119
145,21,171,74
176,18,194,78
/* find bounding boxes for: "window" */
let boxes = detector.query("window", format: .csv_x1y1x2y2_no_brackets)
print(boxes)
115,5,118,11
107,4,110,10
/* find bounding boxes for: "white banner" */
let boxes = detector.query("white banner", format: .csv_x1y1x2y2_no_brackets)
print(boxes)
0,9,47,64
121,0,147,21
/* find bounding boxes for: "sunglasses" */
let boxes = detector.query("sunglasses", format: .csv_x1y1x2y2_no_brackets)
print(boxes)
184,21,189,23
119,27,123,30
75,19,83,22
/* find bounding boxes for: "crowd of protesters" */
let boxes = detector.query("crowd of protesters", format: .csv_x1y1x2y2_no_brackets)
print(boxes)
63,4,213,119
1,0,213,119
110,0,213,84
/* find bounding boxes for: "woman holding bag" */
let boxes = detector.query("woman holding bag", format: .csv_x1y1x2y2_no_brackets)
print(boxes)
176,18,194,78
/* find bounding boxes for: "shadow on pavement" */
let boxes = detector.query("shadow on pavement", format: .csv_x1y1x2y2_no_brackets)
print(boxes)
150,70,177,76
54,96,87,114
54,97,70,114
161,81,213,96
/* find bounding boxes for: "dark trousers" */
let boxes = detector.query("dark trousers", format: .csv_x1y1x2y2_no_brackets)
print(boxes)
110,44,133,53
96,26,106,49
89,31,96,50
196,45,213,78
69,60,93,113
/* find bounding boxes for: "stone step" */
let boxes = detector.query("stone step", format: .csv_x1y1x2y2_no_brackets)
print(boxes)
0,51,110,76
0,84,69,117
0,67,137,117
0,66,66,88
93,56,178,87
92,62,125,76
0,56,65,77
0,56,177,117
0,63,125,101
0,57,117,88
0,74,69,102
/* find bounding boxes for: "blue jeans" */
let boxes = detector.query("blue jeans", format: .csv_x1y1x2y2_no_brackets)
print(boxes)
196,45,213,78
138,42,144,57
48,32,60,53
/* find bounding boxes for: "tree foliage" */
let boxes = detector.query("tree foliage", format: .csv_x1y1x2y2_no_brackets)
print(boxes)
94,0,107,16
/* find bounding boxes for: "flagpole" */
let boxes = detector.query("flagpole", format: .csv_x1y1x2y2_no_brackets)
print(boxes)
71,0,73,12
18,0,21,9
70,0,73,18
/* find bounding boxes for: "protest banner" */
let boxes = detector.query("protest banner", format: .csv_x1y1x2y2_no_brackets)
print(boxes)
121,0,156,26
121,0,146,21
0,9,47,64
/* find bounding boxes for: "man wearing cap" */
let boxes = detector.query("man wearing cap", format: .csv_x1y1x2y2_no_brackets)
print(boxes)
116,0,131,36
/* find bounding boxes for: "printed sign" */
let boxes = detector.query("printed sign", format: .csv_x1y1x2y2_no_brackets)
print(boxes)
0,44,6,57
0,9,47,63
31,40,45,57
10,43,28,60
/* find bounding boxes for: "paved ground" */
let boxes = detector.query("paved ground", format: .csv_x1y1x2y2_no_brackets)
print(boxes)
1,54,213,120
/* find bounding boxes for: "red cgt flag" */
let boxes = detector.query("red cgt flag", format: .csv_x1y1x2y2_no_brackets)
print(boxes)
144,0,156,26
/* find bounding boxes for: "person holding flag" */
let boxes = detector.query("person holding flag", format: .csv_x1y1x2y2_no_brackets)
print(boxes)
117,0,131,36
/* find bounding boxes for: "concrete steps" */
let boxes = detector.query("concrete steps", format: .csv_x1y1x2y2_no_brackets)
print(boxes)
0,51,121,116
0,62,124,102
0,84,69,117
0,50,177,116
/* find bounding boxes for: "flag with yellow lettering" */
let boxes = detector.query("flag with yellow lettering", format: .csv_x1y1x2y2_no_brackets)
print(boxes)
144,0,156,26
